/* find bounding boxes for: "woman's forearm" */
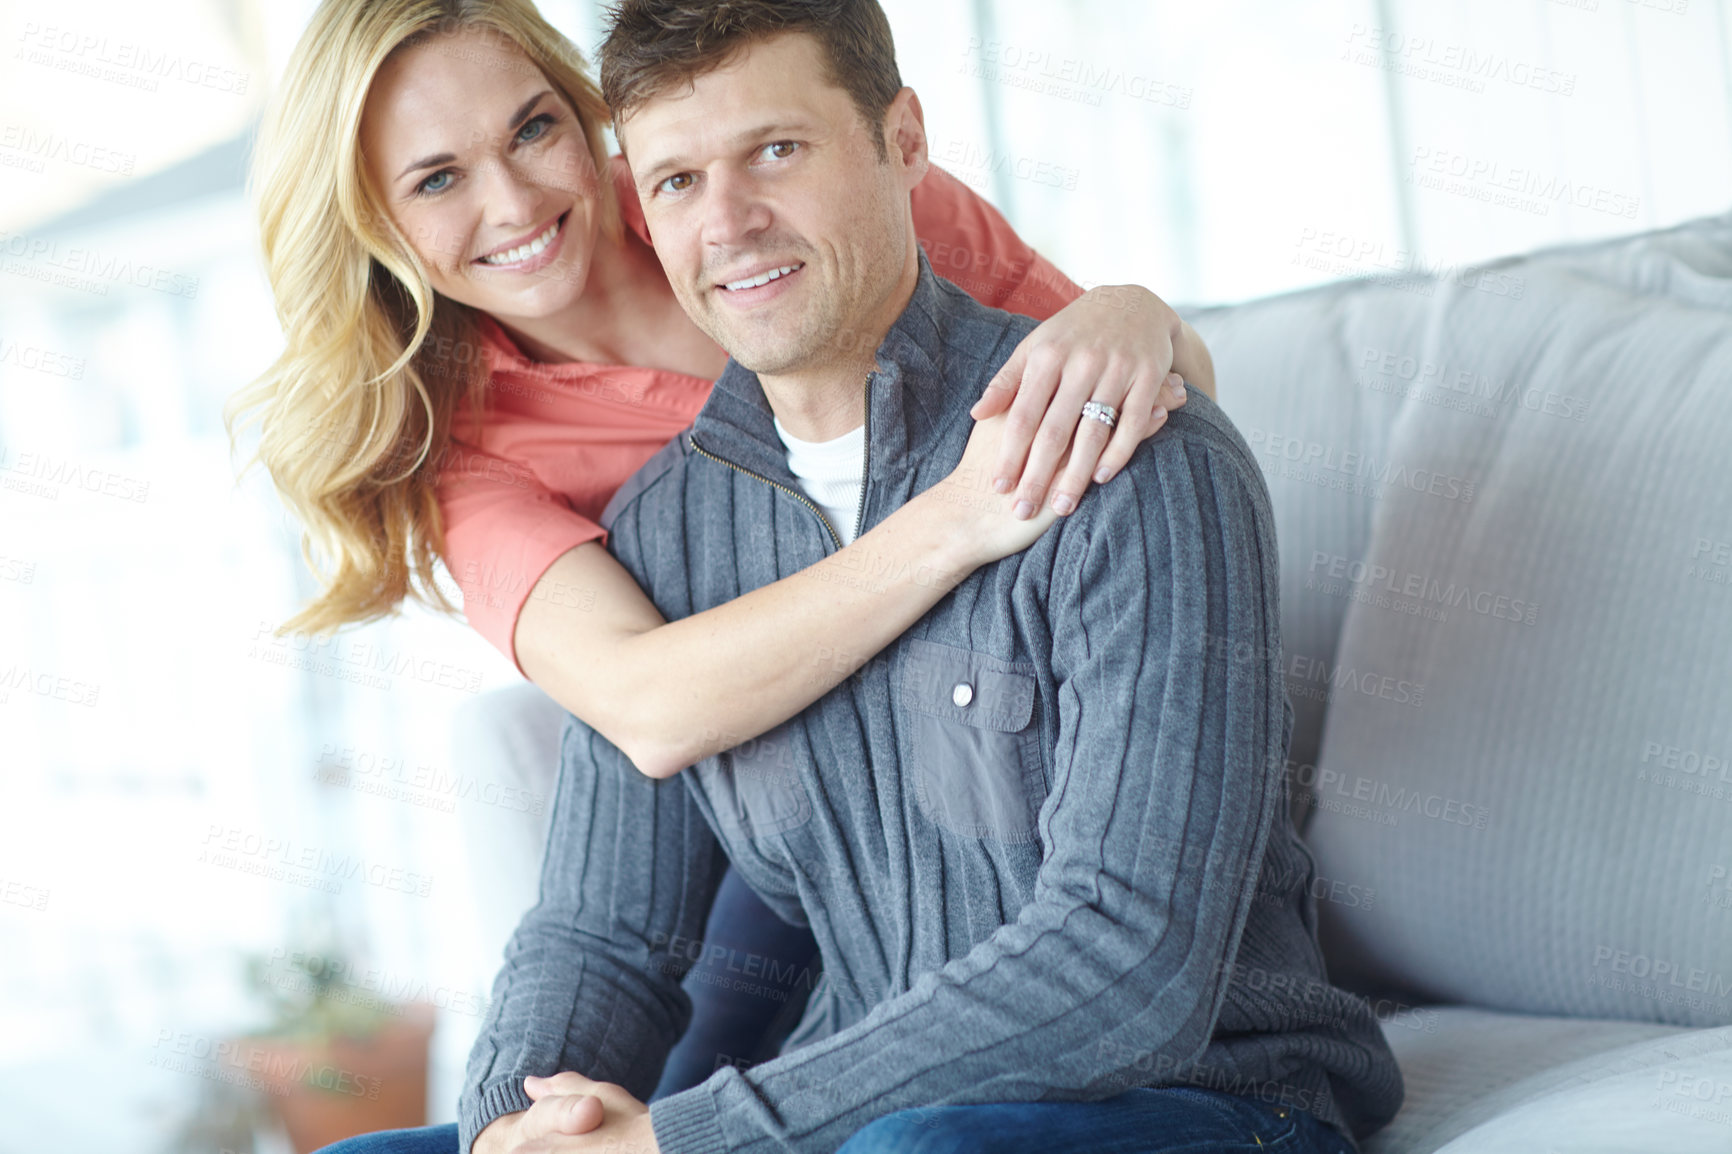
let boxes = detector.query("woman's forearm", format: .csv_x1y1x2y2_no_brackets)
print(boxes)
514,479,997,779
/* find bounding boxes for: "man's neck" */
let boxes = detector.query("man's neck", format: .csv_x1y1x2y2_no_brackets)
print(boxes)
759,363,872,442
757,249,920,442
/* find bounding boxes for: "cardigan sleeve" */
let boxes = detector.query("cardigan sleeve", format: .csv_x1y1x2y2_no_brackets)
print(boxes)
456,713,731,1154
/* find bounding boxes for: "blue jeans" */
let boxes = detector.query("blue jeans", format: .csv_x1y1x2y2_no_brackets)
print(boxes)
314,1086,1352,1153
650,864,823,1098
833,1088,1356,1153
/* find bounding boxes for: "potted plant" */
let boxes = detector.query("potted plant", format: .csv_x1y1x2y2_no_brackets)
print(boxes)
228,926,437,1153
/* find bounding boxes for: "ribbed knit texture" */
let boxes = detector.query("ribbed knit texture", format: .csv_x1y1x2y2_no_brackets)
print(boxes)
456,255,1404,1154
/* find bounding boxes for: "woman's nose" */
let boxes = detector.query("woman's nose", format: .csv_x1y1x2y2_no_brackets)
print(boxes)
478,154,546,230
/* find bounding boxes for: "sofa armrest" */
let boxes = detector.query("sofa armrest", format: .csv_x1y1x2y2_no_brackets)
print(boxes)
451,682,569,991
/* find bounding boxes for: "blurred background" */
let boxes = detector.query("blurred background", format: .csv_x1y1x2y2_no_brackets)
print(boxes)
0,0,1725,1150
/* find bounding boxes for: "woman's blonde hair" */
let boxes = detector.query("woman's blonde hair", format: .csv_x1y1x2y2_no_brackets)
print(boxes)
226,0,618,637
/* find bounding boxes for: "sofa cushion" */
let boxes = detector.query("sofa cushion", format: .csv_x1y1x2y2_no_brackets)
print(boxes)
1363,1006,1687,1154
1428,1027,1732,1154
1301,214,1732,1025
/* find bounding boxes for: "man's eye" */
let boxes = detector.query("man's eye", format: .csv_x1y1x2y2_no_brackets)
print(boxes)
657,172,695,195
759,141,799,161
417,170,454,196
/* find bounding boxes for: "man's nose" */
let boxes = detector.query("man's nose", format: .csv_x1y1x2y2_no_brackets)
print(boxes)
701,168,772,248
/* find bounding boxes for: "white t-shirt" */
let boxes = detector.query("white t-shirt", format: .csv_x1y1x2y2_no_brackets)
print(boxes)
772,415,866,546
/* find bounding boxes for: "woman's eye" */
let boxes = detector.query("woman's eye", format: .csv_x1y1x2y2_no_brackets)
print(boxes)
417,170,453,196
515,113,555,145
657,172,695,195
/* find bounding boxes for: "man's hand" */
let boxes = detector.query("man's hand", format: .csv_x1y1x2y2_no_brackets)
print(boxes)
473,1073,660,1154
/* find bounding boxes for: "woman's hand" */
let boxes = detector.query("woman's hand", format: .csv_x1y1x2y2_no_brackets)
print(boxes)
969,283,1215,519
924,412,1064,569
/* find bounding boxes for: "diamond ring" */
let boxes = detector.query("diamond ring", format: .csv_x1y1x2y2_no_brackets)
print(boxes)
1080,400,1118,429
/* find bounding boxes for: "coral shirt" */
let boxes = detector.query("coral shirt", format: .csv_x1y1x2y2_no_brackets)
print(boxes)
438,158,1083,673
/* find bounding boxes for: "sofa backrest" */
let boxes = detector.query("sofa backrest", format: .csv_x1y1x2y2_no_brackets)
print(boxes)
1195,211,1732,1028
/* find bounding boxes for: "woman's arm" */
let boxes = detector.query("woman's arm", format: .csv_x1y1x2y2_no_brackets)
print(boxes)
513,413,1057,779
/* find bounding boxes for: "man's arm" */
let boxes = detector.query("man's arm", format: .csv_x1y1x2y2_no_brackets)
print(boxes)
645,432,1291,1154
458,713,732,1154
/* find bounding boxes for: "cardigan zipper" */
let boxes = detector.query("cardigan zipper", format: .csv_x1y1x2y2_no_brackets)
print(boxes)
685,370,875,555
851,370,873,542
687,434,845,551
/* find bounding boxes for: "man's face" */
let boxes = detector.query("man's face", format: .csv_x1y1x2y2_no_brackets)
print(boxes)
618,32,924,377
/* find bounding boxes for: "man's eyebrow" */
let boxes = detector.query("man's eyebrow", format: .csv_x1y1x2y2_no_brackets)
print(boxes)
633,120,814,192
395,90,553,182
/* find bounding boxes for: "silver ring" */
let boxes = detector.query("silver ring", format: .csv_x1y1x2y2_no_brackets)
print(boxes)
1080,400,1118,429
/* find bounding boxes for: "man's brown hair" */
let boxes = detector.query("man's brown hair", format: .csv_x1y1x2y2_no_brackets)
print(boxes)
599,0,903,160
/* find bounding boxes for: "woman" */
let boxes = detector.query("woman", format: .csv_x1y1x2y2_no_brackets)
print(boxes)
233,0,1219,1136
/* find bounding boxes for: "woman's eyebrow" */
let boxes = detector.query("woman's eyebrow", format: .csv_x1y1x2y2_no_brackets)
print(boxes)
397,151,456,182
396,90,553,182
506,90,552,130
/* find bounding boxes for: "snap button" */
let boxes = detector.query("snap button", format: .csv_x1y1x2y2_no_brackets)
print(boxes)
951,682,974,707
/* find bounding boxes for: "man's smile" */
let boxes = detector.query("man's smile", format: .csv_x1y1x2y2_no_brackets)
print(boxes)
714,260,807,304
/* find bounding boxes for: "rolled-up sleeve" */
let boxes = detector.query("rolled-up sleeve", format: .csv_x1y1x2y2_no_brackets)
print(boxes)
646,433,1291,1154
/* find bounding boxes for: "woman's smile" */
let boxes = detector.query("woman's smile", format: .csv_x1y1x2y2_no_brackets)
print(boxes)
475,210,570,273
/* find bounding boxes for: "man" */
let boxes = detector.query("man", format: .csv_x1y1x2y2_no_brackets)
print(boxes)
460,3,1403,1153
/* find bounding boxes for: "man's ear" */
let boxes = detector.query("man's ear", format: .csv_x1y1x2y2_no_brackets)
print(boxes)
883,87,929,190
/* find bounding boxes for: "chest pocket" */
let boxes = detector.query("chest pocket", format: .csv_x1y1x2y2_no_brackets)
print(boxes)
899,638,1045,844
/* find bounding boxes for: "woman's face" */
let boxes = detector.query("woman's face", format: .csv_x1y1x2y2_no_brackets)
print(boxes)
360,27,605,324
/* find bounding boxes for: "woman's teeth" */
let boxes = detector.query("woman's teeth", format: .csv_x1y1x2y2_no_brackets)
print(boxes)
724,264,801,291
480,218,560,265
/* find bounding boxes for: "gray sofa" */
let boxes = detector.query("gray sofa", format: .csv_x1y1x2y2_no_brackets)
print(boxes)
1188,209,1732,1153
453,210,1732,1152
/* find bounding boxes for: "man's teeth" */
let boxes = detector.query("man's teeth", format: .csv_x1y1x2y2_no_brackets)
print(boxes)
723,264,801,291
480,219,560,265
